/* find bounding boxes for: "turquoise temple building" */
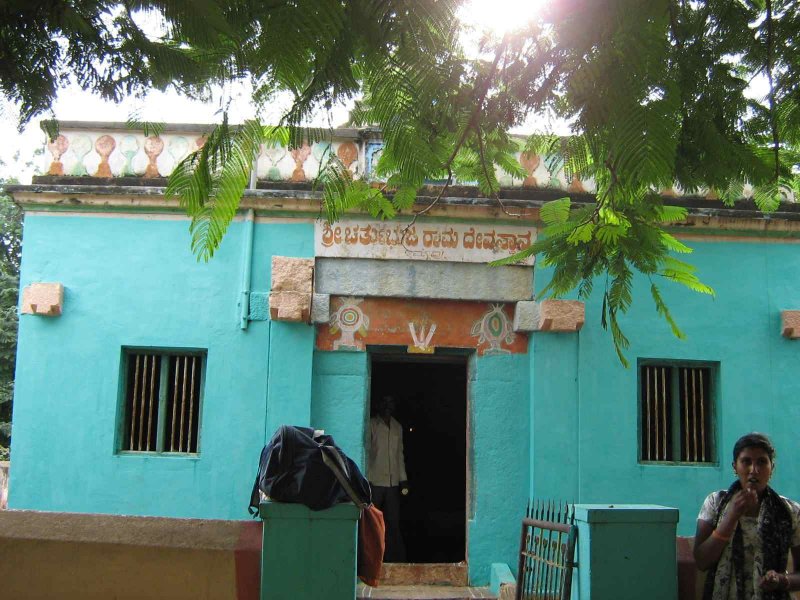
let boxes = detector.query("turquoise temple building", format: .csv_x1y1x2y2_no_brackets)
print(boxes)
7,121,800,586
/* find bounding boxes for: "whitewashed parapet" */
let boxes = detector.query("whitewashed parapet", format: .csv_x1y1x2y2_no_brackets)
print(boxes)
43,123,365,183
39,122,795,202
492,153,791,201
46,128,206,179
42,125,591,190
255,139,362,181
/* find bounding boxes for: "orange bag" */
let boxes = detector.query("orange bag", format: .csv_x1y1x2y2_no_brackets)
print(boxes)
320,446,385,587
358,504,385,587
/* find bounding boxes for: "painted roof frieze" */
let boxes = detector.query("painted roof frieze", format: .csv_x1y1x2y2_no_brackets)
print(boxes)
40,121,787,203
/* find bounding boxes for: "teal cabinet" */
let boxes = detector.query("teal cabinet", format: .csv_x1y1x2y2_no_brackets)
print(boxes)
572,504,679,600
260,501,360,600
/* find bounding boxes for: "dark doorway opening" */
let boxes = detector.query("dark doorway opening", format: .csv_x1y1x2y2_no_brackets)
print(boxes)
369,354,467,563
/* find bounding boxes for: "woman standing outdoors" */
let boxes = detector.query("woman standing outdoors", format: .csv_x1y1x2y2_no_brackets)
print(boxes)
694,433,800,599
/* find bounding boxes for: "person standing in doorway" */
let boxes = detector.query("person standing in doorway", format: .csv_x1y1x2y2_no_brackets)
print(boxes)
368,395,409,562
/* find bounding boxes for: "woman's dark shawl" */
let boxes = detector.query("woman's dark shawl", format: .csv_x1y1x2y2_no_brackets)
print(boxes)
702,481,793,600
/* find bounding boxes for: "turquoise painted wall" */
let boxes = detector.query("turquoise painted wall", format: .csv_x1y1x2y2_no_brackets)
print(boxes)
257,221,317,441
266,322,316,437
531,240,800,537
10,214,312,519
530,333,580,502
468,352,530,584
310,351,369,469
11,209,800,579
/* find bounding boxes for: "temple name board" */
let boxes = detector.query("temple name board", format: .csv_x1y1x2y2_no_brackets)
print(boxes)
315,219,536,264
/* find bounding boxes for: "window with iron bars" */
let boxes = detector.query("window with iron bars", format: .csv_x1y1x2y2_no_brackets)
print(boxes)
639,361,716,464
120,349,205,454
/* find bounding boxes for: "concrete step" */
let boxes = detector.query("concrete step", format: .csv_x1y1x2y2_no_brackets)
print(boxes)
380,562,468,586
357,584,496,599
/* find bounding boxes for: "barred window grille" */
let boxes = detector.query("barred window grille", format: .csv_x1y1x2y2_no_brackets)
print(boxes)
640,363,715,463
122,351,204,454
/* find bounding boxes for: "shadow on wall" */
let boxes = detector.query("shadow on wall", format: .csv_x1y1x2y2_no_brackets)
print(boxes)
0,462,8,509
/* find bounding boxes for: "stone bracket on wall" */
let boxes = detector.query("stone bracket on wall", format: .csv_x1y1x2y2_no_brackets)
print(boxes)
246,292,328,323
21,283,64,317
782,310,800,339
513,299,585,333
268,257,314,322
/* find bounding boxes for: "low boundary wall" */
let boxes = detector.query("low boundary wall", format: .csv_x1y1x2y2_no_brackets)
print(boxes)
676,536,705,600
0,510,260,600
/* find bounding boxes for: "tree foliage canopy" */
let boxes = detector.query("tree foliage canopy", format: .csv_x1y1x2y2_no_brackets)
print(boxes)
0,184,22,460
0,0,237,124
5,0,800,362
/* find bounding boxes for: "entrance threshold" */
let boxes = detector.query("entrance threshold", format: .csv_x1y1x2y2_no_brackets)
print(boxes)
381,562,468,586
357,584,496,600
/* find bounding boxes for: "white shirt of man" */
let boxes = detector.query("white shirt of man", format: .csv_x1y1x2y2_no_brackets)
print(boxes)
368,416,407,487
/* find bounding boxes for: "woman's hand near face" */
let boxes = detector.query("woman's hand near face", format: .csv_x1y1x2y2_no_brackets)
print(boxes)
713,489,756,536
729,488,759,517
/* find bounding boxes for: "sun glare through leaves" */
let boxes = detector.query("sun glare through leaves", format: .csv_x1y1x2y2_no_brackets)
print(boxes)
459,0,548,35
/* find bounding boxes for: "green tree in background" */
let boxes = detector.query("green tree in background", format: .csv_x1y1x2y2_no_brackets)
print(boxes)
0,181,22,461
0,0,236,125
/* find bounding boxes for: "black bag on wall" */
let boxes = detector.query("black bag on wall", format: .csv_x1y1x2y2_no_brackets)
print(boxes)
248,425,371,514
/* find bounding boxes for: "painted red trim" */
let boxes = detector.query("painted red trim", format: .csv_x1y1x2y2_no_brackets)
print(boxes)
235,521,262,600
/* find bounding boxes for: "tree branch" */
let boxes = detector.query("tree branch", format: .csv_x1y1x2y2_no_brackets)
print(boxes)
476,126,527,218
401,168,453,244
406,34,512,228
765,0,781,181
444,34,511,168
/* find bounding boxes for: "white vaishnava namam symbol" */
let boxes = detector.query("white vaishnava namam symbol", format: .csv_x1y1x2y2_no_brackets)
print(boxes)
471,304,515,354
408,322,436,353
330,297,369,350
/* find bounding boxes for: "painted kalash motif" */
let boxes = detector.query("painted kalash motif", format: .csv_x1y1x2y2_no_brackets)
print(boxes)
317,298,526,355
470,304,516,355
408,322,437,354
329,297,370,350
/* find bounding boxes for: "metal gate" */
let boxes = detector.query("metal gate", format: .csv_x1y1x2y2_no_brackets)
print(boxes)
516,501,578,600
